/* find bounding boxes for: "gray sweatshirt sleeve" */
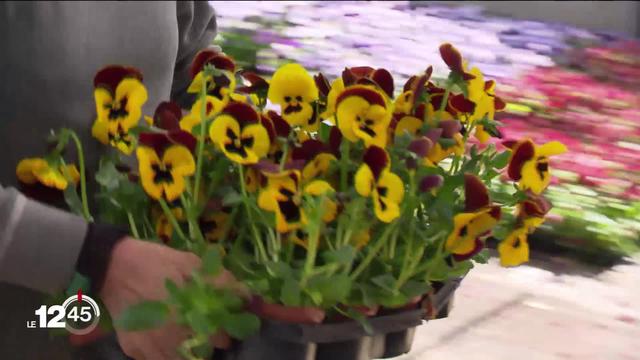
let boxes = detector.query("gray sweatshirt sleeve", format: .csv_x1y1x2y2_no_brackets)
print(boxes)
0,185,87,294
171,1,219,107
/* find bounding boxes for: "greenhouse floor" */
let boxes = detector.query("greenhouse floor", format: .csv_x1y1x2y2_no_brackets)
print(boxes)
395,255,640,360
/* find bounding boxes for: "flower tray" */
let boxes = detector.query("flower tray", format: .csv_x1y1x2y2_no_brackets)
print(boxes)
212,277,464,360
70,278,463,360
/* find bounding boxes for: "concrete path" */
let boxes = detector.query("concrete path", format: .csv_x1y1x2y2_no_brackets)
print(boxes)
395,255,640,360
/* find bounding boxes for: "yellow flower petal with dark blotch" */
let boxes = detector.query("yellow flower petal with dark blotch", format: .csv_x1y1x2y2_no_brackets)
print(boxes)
336,86,391,147
394,91,414,115
445,208,500,255
137,145,195,201
187,70,237,100
427,133,465,164
16,158,79,190
209,114,270,164
302,153,336,181
245,167,261,193
372,170,404,223
394,116,422,138
268,63,318,106
355,163,404,223
200,212,229,242
180,96,226,134
258,170,306,233
94,78,147,133
519,141,566,194
498,228,529,267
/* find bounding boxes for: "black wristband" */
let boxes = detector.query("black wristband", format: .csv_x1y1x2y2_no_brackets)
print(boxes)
76,223,129,294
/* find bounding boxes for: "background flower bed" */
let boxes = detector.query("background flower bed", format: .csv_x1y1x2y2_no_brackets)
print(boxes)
210,0,640,261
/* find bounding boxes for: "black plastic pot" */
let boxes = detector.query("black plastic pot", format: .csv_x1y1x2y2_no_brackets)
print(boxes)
213,278,464,360
71,278,464,360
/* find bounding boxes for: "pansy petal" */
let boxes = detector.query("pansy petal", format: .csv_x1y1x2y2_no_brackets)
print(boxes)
378,170,404,204
498,228,530,267
536,141,567,157
439,120,462,138
355,164,374,197
94,65,143,92
408,137,433,157
419,175,443,192
163,145,196,176
268,63,318,105
464,174,490,212
16,158,47,185
137,146,164,200
304,180,334,195
362,146,389,179
508,139,535,181
520,158,550,194
242,123,271,160
162,173,186,202
371,68,394,99
395,116,422,138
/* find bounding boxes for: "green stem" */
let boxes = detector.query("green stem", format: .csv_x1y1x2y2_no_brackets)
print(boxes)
435,80,452,125
301,197,325,286
395,175,417,290
339,141,351,192
126,212,140,239
192,76,208,206
159,198,189,247
67,130,92,221
279,141,289,171
238,165,268,262
181,194,205,244
349,222,398,280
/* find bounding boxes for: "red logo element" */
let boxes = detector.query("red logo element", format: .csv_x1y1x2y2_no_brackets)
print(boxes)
77,288,83,302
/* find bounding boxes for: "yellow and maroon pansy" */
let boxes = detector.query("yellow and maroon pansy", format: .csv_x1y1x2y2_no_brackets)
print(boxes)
145,101,182,131
92,65,148,153
321,77,345,122
179,96,221,134
200,210,230,242
507,139,567,194
188,49,237,106
516,191,552,231
336,85,392,148
258,169,306,233
497,227,530,267
425,123,465,165
236,70,269,96
439,43,475,80
394,67,432,116
93,65,148,132
267,63,319,129
16,158,80,190
354,146,405,223
445,174,501,260
291,139,337,181
209,102,270,165
341,66,395,100
136,131,197,201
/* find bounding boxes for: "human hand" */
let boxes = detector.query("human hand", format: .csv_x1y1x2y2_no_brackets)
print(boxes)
99,237,234,360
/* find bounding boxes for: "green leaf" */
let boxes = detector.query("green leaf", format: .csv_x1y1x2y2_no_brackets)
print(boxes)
221,313,260,340
401,280,431,299
438,138,457,148
63,186,85,217
115,301,169,331
492,151,511,170
280,278,301,306
186,310,214,335
343,307,373,335
95,159,121,189
222,190,243,206
472,249,491,264
371,274,396,292
319,122,332,143
321,246,356,265
201,247,223,276
65,273,91,297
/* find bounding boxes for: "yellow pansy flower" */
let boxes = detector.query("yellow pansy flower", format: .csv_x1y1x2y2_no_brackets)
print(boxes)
336,85,392,148
16,158,80,190
136,131,196,201
209,102,271,165
498,227,530,267
354,146,404,223
507,139,567,194
267,63,319,129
